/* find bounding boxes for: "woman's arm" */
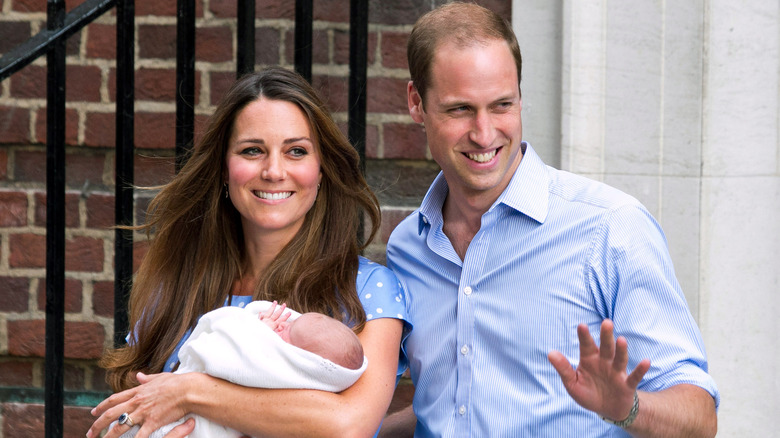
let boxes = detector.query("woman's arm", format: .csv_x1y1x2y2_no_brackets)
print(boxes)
88,317,403,438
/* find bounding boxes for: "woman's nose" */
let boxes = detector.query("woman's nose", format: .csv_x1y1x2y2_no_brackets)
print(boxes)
261,155,285,180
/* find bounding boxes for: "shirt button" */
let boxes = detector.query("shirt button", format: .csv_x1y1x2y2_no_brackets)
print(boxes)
422,216,428,224
458,405,466,415
460,345,469,355
463,286,472,295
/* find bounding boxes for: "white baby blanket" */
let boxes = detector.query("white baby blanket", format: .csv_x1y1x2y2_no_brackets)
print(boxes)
118,300,367,438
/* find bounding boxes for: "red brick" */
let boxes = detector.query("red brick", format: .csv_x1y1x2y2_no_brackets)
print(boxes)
368,77,410,114
37,278,83,313
136,0,204,17
8,320,105,359
67,152,108,188
135,153,175,187
284,28,295,64
0,149,7,179
381,207,417,243
210,71,235,106
313,29,329,64
2,403,95,438
11,0,45,12
33,191,80,228
311,74,348,113
13,150,45,183
255,26,282,65
85,22,116,59
0,276,30,312
381,32,409,69
9,233,45,268
86,192,115,229
64,363,85,390
133,239,150,273
365,124,379,159
135,112,176,149
10,64,46,99
92,280,114,317
214,0,294,19
333,29,377,65
0,105,31,144
138,24,176,60
0,360,34,386
0,191,28,226
84,111,115,147
0,20,32,53
91,365,112,392
66,29,82,56
196,25,233,63
370,1,429,26
383,122,428,159
193,114,210,151
34,107,80,146
314,0,349,22
66,65,102,102
65,236,105,272
136,67,177,101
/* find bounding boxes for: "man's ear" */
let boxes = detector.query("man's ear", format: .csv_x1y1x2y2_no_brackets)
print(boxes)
407,81,425,123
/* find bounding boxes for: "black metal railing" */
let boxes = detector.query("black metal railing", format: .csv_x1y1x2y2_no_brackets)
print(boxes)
0,0,370,436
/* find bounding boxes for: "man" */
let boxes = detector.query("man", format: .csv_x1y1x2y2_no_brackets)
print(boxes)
384,3,719,437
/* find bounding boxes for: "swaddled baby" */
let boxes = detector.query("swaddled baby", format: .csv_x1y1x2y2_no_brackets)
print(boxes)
117,300,367,438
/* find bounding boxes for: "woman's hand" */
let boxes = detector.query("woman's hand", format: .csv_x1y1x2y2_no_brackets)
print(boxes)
87,372,196,438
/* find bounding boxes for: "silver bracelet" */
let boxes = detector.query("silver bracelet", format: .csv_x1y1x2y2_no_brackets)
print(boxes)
601,391,639,428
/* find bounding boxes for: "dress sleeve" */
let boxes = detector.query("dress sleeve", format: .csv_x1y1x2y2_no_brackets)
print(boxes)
355,256,413,376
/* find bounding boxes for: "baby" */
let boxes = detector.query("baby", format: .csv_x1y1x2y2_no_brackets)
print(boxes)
258,301,364,370
117,300,367,438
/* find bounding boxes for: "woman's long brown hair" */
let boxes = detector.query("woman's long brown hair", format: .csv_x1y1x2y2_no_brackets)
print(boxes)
101,67,381,392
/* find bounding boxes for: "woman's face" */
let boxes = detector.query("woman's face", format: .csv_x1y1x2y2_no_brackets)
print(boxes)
226,98,322,244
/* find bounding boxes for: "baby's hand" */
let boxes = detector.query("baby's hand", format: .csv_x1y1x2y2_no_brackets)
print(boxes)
258,300,291,331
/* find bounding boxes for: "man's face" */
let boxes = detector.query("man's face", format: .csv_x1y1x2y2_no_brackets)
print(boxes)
408,39,523,205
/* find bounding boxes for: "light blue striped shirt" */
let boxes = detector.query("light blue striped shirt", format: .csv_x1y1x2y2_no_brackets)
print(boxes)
387,143,719,437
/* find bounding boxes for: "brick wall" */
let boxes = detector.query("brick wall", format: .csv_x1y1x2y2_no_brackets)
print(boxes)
0,0,510,435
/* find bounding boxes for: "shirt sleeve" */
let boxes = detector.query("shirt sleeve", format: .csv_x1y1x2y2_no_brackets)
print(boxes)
588,204,720,408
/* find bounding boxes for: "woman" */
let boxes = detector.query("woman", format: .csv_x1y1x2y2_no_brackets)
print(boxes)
88,67,409,438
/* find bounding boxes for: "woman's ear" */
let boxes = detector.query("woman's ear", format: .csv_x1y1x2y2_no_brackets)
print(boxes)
408,81,425,124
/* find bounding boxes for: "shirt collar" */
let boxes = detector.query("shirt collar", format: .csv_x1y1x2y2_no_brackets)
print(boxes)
417,141,549,234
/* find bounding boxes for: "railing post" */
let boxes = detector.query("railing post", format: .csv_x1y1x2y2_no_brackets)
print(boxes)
348,0,368,174
114,0,135,347
45,0,66,435
175,0,196,170
237,0,256,78
294,0,313,82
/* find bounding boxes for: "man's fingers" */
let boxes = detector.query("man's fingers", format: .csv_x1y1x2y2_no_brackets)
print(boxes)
576,323,599,357
627,358,651,389
613,336,629,372
547,351,576,387
598,319,616,360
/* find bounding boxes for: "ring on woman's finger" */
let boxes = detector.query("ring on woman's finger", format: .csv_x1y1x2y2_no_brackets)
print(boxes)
117,412,136,427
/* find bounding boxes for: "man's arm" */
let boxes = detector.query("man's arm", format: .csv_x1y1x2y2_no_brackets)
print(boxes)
548,320,717,438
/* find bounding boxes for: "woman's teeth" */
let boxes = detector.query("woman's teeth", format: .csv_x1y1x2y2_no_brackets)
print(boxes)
254,191,292,200
467,150,497,163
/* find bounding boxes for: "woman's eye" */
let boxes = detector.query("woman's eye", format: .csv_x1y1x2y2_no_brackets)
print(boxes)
240,147,262,156
289,147,308,157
